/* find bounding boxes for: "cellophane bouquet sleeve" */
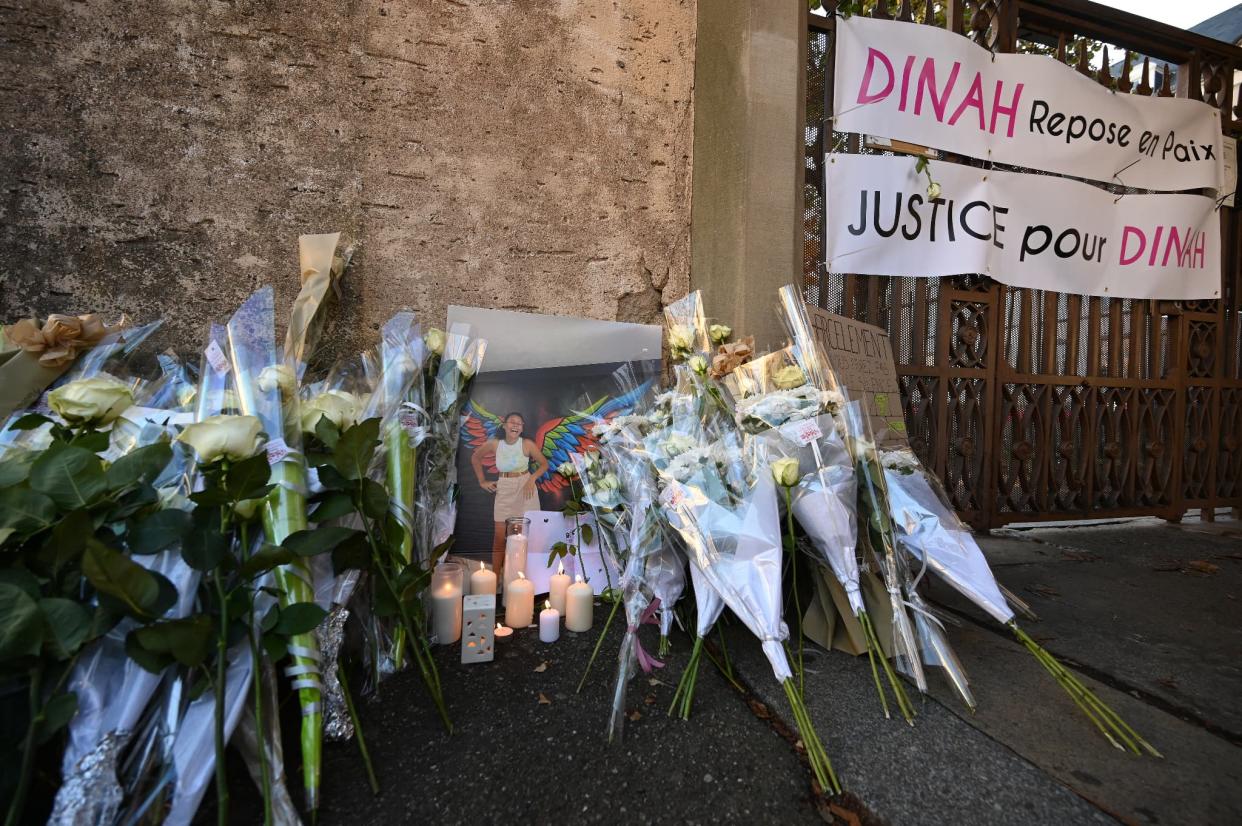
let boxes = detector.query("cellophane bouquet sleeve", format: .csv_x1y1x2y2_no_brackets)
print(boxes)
226,286,325,810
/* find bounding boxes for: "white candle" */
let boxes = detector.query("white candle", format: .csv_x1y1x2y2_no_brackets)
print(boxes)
565,574,593,632
548,561,571,615
430,579,463,644
539,600,560,643
503,533,528,606
471,560,498,596
494,622,513,640
505,571,534,629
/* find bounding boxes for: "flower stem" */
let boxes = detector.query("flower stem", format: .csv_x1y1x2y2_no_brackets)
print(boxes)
860,610,915,724
4,663,44,826
782,678,842,795
337,663,379,794
213,569,230,826
1011,623,1159,757
577,598,620,693
669,636,704,719
783,486,805,696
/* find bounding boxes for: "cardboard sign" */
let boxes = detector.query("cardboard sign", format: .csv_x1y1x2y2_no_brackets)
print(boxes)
804,304,908,449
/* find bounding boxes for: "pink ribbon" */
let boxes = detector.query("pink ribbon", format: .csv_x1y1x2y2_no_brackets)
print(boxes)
628,598,664,673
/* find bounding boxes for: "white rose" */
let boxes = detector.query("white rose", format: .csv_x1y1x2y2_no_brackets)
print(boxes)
771,456,801,487
424,328,446,356
661,432,696,457
688,355,709,375
772,365,806,390
48,375,134,425
927,181,942,200
709,323,732,344
667,325,694,351
557,460,577,478
257,364,296,397
176,414,265,464
597,472,620,490
455,358,475,380
301,390,361,433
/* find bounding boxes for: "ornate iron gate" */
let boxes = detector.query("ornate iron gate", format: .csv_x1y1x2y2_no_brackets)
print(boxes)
805,1,1242,528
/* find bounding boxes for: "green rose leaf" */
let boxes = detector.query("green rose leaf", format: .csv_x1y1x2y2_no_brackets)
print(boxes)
331,532,371,572
9,412,52,431
68,429,110,453
124,630,174,674
105,442,173,491
360,478,389,520
273,602,327,636
182,508,227,571
35,691,79,745
30,446,108,510
0,568,40,599
262,633,287,663
0,448,38,488
332,417,380,480
39,597,93,659
225,454,272,501
0,487,56,535
0,583,43,660
579,523,594,546
130,616,213,668
82,540,162,619
314,464,349,492
309,491,355,523
281,526,363,558
239,543,295,578
128,509,193,555
106,483,160,522
314,415,340,450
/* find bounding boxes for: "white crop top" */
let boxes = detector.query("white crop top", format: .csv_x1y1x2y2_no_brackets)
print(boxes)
495,437,528,473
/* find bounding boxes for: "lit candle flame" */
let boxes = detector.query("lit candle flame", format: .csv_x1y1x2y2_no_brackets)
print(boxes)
496,622,503,630
557,560,565,575
575,574,583,583
480,561,485,571
518,571,526,580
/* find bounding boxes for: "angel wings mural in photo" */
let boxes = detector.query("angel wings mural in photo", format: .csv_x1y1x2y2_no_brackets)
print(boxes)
460,380,653,497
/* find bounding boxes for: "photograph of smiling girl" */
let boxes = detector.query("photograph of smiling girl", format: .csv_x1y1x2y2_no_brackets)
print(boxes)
453,360,658,575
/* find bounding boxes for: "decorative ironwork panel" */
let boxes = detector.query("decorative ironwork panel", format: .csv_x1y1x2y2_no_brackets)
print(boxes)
807,0,1242,525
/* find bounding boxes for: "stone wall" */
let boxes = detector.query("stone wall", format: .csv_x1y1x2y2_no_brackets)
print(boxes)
0,0,695,363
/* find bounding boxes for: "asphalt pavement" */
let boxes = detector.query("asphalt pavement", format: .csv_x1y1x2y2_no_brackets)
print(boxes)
208,516,1242,825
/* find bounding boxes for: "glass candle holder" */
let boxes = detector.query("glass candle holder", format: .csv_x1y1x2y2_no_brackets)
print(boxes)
503,516,530,606
430,561,465,645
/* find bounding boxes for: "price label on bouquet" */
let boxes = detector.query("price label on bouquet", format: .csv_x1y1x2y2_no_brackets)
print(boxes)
204,340,231,376
659,480,689,510
265,438,292,465
781,418,823,447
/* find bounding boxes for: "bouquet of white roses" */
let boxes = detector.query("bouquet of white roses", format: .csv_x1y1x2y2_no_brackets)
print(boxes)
414,323,486,566
881,446,1157,754
650,367,842,794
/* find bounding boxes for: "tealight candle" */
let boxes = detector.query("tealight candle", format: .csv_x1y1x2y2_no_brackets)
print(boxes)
505,571,534,629
539,600,560,643
565,574,593,632
494,622,514,640
471,560,498,596
548,560,571,615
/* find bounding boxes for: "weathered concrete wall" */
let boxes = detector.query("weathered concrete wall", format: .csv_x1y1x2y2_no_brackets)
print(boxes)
0,0,694,363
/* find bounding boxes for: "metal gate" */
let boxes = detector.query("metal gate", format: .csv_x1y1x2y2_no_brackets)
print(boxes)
805,0,1242,528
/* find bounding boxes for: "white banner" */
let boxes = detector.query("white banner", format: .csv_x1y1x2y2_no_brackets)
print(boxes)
825,154,1221,300
834,16,1224,193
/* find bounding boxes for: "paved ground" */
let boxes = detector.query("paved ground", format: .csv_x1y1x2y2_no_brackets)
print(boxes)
208,517,1242,825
